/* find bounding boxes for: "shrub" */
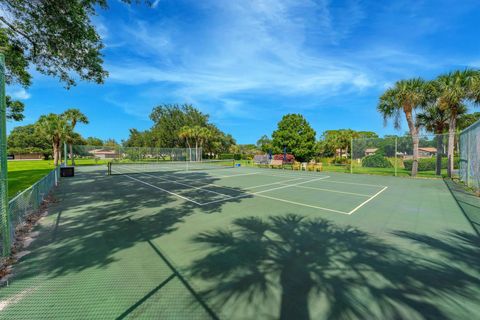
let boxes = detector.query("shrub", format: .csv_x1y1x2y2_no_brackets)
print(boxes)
331,157,350,165
404,157,449,171
273,153,295,163
362,154,392,168
219,153,235,160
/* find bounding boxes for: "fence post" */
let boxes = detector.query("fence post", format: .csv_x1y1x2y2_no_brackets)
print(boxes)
350,138,353,174
0,53,10,257
466,130,470,187
394,137,398,177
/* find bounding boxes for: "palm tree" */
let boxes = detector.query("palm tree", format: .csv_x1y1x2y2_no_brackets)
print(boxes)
179,125,212,161
63,108,89,165
36,114,71,166
417,103,467,175
434,70,480,177
378,79,429,176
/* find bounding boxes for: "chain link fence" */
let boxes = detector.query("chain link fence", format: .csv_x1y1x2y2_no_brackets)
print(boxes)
459,119,480,192
348,134,456,177
1,167,59,256
69,146,202,164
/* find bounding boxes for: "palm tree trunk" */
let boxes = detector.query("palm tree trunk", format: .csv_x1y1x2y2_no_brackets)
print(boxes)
447,115,456,177
69,144,74,166
53,142,59,166
435,134,443,175
195,141,199,161
405,111,419,177
58,144,62,165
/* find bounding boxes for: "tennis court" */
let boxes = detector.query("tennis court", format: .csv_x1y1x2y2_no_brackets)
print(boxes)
0,162,479,319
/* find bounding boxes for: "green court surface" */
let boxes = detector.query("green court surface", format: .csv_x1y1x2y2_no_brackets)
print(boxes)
0,165,479,319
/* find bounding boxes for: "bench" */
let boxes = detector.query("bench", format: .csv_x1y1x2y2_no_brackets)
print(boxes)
269,159,284,168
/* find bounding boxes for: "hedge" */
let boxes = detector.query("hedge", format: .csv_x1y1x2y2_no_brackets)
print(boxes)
404,157,448,171
362,154,392,168
218,153,252,160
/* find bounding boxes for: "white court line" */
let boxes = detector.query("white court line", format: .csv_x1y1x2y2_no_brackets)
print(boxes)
160,171,259,183
201,176,331,206
348,186,388,215
191,176,306,193
238,169,386,188
116,172,203,205
118,166,233,198
253,176,330,195
280,184,372,197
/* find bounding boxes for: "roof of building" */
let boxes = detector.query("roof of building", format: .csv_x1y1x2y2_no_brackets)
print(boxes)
418,147,437,153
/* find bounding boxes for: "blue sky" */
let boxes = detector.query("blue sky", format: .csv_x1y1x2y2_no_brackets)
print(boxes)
7,0,480,144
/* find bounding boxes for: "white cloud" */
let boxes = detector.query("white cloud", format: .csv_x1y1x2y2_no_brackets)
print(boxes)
101,0,455,120
10,88,31,100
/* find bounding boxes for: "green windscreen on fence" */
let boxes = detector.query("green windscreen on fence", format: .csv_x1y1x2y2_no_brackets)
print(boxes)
459,119,480,191
0,167,59,256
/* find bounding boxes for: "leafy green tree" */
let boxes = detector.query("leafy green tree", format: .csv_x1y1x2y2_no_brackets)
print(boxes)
36,113,71,166
434,70,480,176
203,125,236,157
272,114,316,162
6,96,24,121
378,78,429,177
149,104,209,147
63,108,89,165
104,138,119,147
85,136,103,146
123,129,154,147
7,124,51,157
0,0,116,88
256,135,273,153
457,112,480,130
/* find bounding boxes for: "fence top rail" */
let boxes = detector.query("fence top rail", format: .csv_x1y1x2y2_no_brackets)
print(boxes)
8,167,58,205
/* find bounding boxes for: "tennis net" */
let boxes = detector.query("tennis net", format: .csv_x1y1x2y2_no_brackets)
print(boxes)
108,159,236,175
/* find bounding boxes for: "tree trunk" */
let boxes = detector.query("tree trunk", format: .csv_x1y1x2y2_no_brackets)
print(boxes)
70,144,74,166
195,141,198,162
435,133,443,176
405,111,419,177
53,142,59,166
447,115,456,177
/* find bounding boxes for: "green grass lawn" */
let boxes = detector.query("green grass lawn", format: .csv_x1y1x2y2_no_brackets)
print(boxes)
236,160,447,178
7,159,111,199
7,161,56,199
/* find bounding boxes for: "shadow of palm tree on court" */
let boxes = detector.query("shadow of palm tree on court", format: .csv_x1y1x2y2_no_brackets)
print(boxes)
189,214,480,319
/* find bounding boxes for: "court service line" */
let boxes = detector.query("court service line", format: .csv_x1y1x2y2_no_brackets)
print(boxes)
253,176,330,194
200,176,331,206
279,184,372,197
115,172,203,205
347,186,388,215
192,176,306,193
161,171,259,183
118,166,234,199
242,170,386,188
